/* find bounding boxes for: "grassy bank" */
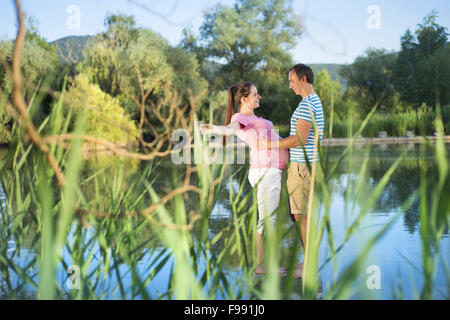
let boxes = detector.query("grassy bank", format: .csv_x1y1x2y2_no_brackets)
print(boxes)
275,105,450,138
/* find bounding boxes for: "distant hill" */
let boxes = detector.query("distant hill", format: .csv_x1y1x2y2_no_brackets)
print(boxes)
309,63,347,89
50,35,94,64
309,63,343,80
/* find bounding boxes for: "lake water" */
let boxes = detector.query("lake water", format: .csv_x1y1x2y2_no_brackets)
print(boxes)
0,143,449,299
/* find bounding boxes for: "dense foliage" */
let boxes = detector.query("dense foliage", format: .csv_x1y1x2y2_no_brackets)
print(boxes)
340,10,449,118
0,3,449,143
64,74,139,143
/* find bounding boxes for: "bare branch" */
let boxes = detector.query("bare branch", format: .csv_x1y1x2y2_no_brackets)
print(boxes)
11,0,66,186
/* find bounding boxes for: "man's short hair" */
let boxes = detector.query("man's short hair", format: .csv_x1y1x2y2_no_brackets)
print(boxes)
289,64,314,84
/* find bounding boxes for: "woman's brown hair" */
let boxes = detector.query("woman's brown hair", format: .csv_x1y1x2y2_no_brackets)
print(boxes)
224,82,255,125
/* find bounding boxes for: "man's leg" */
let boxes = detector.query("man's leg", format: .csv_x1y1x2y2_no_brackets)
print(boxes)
293,213,307,248
287,163,311,278
292,213,307,277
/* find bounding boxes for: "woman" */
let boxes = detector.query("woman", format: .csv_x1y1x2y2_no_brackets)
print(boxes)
200,82,288,275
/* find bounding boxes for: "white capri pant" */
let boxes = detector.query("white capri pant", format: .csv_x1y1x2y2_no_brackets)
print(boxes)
248,168,283,235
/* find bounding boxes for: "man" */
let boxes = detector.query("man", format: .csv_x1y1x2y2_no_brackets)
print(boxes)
260,63,324,278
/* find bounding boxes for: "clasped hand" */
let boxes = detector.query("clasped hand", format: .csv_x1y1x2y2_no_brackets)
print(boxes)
200,124,212,135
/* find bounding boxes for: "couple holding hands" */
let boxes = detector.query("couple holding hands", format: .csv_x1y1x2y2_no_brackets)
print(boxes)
200,64,324,278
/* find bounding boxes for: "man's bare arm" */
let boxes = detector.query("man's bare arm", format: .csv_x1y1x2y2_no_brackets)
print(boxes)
275,119,312,149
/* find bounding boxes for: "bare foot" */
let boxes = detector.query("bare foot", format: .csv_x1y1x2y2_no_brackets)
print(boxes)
256,266,287,275
293,263,303,278
255,265,265,274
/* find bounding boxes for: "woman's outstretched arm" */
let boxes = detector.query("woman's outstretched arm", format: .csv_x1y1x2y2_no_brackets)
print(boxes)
200,121,242,136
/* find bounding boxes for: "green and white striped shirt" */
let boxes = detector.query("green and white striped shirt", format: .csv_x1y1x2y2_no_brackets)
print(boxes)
289,93,324,163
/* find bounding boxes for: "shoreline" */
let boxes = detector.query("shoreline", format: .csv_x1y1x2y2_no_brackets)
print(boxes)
213,135,450,148
1,136,449,158
322,135,450,146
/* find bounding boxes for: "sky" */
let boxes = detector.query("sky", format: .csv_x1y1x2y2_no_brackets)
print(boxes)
1,0,449,64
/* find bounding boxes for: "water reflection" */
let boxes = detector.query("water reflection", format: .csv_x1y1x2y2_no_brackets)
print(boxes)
0,143,449,299
323,144,449,236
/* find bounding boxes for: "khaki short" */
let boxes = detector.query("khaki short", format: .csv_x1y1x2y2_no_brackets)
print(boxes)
286,162,311,216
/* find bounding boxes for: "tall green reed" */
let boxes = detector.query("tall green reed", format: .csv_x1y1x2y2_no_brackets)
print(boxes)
417,106,449,299
1,70,448,300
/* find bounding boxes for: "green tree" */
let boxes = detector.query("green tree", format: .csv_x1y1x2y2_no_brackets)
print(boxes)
117,28,175,113
64,74,138,144
165,45,208,101
196,0,300,80
394,10,449,108
312,68,342,119
79,14,138,97
0,18,59,102
339,48,398,115
117,28,207,113
0,103,12,144
184,0,302,122
80,14,207,148
0,15,60,144
81,13,207,107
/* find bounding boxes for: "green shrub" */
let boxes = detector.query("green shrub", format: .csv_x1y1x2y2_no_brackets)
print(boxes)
64,74,138,144
0,103,11,145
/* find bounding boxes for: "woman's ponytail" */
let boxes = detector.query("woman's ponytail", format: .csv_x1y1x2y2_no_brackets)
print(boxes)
225,86,236,126
222,82,254,146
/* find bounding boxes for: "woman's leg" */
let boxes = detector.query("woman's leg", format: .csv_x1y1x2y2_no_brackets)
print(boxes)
248,169,266,273
254,168,283,274
256,232,264,274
